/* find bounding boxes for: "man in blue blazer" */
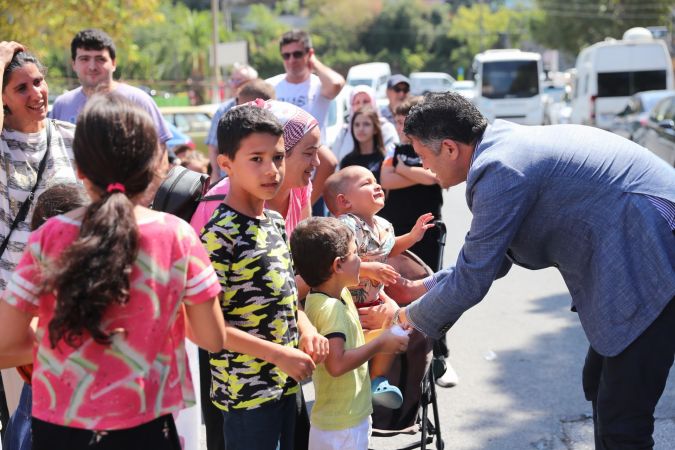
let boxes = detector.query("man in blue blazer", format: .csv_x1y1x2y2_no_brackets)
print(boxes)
394,92,675,449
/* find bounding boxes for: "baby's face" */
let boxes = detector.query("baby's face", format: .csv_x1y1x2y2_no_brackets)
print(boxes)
343,168,385,216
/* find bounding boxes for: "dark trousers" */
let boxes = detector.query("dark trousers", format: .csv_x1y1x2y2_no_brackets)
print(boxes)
582,297,675,449
199,348,310,450
31,414,180,450
221,394,296,450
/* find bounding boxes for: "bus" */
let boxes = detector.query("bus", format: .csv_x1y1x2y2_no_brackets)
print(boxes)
472,49,544,125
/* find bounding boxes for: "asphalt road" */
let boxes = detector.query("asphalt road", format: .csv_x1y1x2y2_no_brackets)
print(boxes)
365,183,675,450
201,182,675,450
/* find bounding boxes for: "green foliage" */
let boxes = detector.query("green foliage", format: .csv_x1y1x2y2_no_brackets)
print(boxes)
533,0,673,54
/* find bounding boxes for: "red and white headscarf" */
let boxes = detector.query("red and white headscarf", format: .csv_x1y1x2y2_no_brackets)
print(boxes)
247,99,319,153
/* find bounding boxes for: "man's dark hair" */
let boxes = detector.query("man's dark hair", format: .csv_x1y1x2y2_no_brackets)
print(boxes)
290,217,354,288
217,105,283,159
279,29,312,50
395,96,423,117
403,92,487,152
71,29,116,61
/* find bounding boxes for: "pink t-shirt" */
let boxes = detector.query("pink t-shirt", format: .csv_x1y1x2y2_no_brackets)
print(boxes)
190,177,312,235
3,213,221,430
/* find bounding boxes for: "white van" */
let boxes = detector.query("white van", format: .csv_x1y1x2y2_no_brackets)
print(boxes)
346,62,391,100
472,49,544,125
570,27,674,129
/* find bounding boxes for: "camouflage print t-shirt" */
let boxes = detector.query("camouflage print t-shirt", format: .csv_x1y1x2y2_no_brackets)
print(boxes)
201,204,299,411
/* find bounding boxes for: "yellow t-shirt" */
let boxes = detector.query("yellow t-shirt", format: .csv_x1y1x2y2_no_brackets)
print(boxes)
304,289,373,430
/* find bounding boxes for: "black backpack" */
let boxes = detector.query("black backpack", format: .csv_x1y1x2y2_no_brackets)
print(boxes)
152,165,225,221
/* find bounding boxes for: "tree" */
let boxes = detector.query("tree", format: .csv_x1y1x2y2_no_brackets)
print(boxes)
445,4,537,76
0,0,163,60
533,0,673,54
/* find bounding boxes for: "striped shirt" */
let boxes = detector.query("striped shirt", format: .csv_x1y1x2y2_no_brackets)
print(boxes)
0,121,77,291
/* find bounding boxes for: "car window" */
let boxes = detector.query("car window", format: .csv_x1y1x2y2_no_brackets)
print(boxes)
174,114,190,133
650,98,672,122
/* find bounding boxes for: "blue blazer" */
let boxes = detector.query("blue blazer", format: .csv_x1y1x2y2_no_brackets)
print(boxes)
407,120,675,356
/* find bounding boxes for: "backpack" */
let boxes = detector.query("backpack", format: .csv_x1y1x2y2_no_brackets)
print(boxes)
152,165,225,222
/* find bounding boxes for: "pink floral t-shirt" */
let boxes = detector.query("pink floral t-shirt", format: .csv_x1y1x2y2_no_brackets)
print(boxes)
3,212,221,430
190,177,312,235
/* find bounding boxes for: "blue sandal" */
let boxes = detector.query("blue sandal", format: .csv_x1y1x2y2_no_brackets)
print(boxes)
371,376,403,409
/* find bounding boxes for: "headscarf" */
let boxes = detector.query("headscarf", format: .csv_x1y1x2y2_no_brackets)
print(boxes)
247,99,319,153
348,85,377,118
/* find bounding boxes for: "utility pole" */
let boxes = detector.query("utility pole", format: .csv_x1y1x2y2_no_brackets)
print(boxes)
211,0,221,103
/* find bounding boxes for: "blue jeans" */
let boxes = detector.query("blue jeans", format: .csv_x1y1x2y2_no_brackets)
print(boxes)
222,394,296,450
2,383,32,450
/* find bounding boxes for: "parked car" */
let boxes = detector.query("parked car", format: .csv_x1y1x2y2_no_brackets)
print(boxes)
609,90,675,140
160,105,214,154
633,94,675,167
324,86,350,151
451,80,476,102
346,62,391,100
410,72,456,96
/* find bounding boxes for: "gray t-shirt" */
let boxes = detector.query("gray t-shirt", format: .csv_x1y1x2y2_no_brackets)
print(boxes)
50,83,172,143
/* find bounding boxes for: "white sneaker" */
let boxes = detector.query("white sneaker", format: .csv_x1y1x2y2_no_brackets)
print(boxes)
436,360,459,388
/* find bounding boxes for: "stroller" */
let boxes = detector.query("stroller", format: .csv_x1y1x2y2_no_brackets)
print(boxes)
370,221,447,450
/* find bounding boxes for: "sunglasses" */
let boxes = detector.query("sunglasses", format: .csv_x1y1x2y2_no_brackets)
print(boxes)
281,50,307,61
392,85,410,94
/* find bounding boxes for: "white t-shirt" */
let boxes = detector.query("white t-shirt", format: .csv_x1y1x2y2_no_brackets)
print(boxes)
267,73,331,134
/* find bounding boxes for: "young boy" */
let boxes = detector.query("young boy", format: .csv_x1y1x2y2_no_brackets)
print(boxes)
200,105,317,450
323,165,434,408
290,217,409,450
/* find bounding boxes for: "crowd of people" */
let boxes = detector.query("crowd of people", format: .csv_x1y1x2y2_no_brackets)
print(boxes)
0,20,673,450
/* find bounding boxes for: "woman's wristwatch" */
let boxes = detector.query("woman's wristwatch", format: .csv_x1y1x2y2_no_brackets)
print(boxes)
392,307,403,327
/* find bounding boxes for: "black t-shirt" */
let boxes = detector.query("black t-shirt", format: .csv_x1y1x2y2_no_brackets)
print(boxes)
379,144,443,232
340,151,385,182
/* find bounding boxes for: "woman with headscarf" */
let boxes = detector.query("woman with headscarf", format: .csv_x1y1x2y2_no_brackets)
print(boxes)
190,99,328,450
332,85,398,165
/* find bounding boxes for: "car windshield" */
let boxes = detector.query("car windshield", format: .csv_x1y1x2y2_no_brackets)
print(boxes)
348,78,372,87
481,60,539,99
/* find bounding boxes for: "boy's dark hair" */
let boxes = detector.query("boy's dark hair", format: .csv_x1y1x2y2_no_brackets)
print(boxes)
291,217,353,287
44,93,159,349
217,105,283,159
31,184,88,231
395,96,423,117
403,92,487,152
71,28,116,61
237,79,276,105
279,29,312,50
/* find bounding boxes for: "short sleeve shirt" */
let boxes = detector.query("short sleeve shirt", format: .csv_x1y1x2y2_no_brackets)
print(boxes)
50,84,172,143
338,213,395,306
201,204,299,411
304,289,372,430
3,213,220,430
267,74,331,129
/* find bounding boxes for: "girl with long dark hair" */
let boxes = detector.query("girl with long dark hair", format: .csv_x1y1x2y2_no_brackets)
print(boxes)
0,93,226,450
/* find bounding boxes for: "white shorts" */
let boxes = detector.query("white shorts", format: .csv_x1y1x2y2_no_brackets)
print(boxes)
308,416,372,450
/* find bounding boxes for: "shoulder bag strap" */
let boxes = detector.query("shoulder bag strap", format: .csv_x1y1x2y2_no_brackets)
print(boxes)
0,120,52,258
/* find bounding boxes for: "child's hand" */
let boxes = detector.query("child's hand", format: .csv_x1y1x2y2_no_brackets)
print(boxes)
409,213,435,243
376,328,409,354
299,330,330,364
362,262,400,286
273,346,316,382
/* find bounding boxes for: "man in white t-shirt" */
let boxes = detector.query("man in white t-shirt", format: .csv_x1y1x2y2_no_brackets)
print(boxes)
267,30,343,212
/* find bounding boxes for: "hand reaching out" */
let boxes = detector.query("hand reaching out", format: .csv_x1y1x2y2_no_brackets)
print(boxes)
361,261,400,286
409,213,435,243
